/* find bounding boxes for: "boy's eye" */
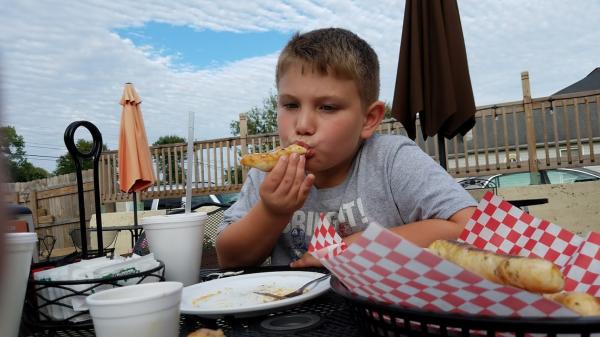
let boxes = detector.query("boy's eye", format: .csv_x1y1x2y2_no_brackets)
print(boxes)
319,104,337,112
281,103,299,109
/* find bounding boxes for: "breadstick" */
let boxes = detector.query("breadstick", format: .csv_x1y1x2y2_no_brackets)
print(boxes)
544,292,600,316
428,240,564,293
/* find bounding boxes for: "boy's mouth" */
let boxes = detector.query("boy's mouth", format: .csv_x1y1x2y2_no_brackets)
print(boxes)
293,140,315,159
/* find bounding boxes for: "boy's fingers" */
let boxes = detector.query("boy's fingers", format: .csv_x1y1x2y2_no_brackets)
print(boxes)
274,153,299,194
292,155,307,187
290,253,322,268
264,155,288,190
297,173,314,201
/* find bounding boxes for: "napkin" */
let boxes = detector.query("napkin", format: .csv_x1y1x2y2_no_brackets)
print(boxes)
310,194,600,317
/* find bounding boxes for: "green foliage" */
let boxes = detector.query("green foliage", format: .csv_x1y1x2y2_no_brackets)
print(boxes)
153,135,186,146
54,139,108,175
230,93,278,136
0,126,49,182
384,101,393,119
13,162,49,181
223,166,244,186
0,126,26,164
152,135,186,182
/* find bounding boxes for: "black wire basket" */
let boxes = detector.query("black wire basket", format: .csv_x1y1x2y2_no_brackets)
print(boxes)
330,276,600,337
22,260,165,331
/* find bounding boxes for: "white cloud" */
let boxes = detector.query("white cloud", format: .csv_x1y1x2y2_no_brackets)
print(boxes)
1,0,599,172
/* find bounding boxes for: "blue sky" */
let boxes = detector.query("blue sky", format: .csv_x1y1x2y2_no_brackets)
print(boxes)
115,23,292,70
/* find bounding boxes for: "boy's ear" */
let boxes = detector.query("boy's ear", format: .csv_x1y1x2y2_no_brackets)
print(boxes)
360,100,385,139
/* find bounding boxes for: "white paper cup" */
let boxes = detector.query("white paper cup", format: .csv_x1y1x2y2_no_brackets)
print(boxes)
86,281,183,337
0,232,37,337
142,213,207,286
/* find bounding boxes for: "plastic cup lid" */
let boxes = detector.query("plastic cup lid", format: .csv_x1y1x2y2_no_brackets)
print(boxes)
5,232,38,244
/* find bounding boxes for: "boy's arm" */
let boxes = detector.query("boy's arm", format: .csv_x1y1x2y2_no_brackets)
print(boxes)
290,206,476,268
217,153,314,268
348,206,475,247
216,200,291,267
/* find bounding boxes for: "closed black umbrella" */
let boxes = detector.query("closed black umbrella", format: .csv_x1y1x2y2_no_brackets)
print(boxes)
392,0,476,169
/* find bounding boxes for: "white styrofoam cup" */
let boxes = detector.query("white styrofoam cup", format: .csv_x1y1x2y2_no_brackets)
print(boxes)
142,213,207,286
86,281,183,337
0,232,37,337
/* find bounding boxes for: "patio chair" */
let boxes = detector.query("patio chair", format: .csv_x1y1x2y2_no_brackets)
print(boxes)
38,235,56,262
462,177,498,201
69,228,118,259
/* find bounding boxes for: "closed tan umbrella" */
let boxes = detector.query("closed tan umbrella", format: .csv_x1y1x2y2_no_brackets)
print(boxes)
392,0,476,169
118,83,155,240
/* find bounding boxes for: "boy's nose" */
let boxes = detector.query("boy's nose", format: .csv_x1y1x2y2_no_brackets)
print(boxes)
295,110,316,135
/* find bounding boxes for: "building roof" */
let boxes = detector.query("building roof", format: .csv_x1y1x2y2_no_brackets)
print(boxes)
553,67,600,95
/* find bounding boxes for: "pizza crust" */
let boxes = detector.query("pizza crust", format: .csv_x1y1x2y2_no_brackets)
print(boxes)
240,144,308,171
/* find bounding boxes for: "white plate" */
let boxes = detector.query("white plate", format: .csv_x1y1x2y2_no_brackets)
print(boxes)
180,271,330,318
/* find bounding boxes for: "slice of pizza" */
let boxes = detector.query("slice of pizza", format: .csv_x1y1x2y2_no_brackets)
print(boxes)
240,144,308,172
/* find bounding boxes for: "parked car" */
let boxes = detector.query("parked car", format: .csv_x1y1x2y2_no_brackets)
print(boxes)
458,167,600,189
143,192,239,211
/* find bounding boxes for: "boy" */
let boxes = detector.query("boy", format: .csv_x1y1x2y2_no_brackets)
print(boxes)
216,28,476,268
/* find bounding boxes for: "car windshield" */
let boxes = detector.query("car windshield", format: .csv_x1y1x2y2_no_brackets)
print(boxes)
492,172,543,187
547,170,599,184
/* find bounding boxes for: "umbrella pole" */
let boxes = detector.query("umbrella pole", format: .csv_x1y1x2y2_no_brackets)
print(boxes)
133,191,139,243
438,135,447,170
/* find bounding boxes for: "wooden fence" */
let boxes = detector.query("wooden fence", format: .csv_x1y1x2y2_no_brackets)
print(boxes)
6,170,98,249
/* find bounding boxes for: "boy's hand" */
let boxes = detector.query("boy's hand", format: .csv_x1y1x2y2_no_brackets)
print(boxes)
290,252,322,268
259,153,314,217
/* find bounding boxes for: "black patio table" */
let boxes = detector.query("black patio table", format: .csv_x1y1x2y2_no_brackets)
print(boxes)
19,265,363,337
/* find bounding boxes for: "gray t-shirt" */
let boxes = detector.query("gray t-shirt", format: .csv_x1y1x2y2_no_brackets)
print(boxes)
219,134,476,265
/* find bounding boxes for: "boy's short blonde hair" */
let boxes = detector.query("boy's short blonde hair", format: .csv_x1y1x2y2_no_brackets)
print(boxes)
276,28,380,107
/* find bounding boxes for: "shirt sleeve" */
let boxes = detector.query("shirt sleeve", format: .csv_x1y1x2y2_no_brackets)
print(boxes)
217,168,263,234
388,140,477,223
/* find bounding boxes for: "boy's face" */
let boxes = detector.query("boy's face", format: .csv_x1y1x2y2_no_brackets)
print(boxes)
277,63,373,188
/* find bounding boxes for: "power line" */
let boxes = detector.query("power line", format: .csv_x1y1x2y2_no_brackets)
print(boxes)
27,141,64,147
26,154,60,159
27,144,65,150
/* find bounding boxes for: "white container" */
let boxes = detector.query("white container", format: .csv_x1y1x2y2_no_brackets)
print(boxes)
0,232,37,337
86,281,183,337
142,213,207,286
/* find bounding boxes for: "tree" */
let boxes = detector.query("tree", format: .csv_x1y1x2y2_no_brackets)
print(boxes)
153,135,186,146
230,93,278,136
153,135,186,183
384,102,393,119
0,126,49,181
54,139,108,175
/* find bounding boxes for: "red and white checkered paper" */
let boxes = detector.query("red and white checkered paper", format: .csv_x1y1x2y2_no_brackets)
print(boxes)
308,213,346,258
461,191,600,297
308,195,600,317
